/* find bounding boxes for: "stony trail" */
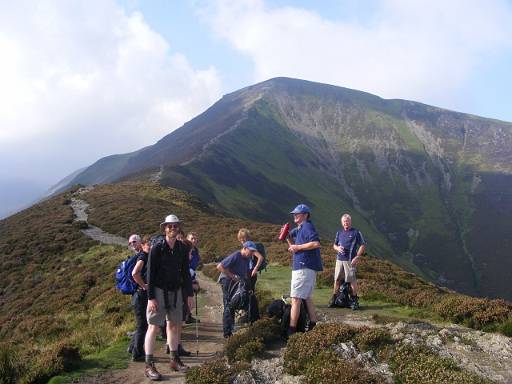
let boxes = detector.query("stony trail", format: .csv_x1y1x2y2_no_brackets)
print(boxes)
71,187,127,246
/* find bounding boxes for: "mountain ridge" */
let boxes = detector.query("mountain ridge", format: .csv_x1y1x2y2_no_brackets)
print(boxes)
50,77,512,300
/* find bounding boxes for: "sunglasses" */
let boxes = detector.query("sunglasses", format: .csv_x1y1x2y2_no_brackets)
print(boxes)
165,223,180,228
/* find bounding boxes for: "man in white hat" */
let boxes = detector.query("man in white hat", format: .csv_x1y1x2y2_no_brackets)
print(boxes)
143,214,194,380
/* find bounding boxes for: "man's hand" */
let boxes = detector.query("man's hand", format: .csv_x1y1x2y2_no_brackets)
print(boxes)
148,298,158,313
288,244,300,253
351,256,361,266
187,296,194,311
251,268,258,277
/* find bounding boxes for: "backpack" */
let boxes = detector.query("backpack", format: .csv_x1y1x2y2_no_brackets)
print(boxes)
334,282,354,308
115,254,139,294
267,297,308,337
254,242,268,272
228,278,250,311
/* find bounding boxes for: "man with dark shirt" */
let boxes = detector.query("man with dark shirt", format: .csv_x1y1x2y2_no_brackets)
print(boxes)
143,214,193,380
185,232,201,324
329,213,366,310
287,204,323,336
217,241,258,338
129,235,149,362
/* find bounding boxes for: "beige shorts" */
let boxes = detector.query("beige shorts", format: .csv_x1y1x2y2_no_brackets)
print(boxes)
291,268,317,299
334,260,356,283
147,287,183,325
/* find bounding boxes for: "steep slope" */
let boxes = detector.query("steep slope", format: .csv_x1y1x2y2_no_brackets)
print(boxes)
59,78,512,300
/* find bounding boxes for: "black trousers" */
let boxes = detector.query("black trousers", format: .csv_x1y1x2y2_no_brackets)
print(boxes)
129,290,148,359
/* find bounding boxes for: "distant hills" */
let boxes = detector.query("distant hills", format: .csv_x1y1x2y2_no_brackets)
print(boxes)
54,77,512,300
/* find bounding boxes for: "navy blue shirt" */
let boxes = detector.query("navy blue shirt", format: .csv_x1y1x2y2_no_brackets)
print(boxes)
334,227,365,261
292,220,323,271
221,251,250,279
190,247,200,271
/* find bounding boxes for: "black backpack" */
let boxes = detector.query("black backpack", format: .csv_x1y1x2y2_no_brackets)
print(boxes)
267,297,307,337
228,278,250,311
334,282,354,308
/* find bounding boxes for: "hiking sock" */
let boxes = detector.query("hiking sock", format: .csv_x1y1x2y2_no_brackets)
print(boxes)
308,321,316,331
288,326,297,335
145,354,154,365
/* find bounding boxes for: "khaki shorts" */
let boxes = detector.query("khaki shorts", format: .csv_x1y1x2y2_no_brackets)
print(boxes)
147,287,183,325
291,268,317,299
334,260,356,283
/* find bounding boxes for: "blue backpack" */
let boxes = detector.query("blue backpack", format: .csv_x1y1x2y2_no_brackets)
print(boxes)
115,254,139,294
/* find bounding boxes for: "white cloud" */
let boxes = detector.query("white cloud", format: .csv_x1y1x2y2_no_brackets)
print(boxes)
0,0,222,183
200,0,512,107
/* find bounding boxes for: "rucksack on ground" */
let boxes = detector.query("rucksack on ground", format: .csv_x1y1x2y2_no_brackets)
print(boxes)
334,282,354,308
266,297,308,337
115,254,139,294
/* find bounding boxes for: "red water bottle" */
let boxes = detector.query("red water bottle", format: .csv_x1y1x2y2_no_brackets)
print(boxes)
278,222,290,241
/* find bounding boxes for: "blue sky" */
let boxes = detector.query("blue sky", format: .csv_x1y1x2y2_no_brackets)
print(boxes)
1,0,512,217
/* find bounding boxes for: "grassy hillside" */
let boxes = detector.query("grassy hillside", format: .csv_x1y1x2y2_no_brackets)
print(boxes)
1,181,511,383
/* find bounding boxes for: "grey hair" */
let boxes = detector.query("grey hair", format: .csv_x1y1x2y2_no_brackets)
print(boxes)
341,213,351,221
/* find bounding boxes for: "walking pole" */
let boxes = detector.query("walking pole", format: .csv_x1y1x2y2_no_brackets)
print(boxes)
195,289,199,357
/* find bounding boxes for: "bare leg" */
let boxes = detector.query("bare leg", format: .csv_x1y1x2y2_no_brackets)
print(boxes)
304,297,317,322
144,324,159,356
167,320,181,351
289,297,302,327
351,281,358,296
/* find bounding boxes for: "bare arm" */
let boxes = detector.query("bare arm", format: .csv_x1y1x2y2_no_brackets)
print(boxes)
288,240,321,253
131,260,147,290
217,263,239,281
251,251,264,277
351,244,366,265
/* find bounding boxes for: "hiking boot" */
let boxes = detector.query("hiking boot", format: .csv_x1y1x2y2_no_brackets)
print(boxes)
169,356,189,372
185,313,200,324
328,294,337,308
144,362,162,381
350,297,360,310
178,344,191,357
164,344,170,354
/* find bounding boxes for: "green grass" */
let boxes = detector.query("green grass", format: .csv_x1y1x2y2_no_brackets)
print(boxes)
47,338,130,384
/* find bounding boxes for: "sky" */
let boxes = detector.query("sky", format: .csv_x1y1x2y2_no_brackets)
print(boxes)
1,0,512,217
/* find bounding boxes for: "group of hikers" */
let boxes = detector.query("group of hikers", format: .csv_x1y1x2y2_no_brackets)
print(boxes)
124,204,365,381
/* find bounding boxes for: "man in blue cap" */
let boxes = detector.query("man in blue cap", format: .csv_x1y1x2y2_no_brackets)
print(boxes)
287,204,323,336
217,241,259,338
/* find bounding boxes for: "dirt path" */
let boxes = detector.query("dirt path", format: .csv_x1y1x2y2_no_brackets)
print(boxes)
73,272,225,384
70,187,127,246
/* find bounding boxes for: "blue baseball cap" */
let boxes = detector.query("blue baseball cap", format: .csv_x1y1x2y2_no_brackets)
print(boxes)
290,204,311,214
243,241,258,251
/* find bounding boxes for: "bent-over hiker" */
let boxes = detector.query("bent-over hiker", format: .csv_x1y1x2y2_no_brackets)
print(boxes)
143,214,193,380
129,235,149,362
217,241,259,338
329,213,365,310
287,204,322,336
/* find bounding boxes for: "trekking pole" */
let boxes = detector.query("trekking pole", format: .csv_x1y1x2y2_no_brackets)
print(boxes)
195,289,199,357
